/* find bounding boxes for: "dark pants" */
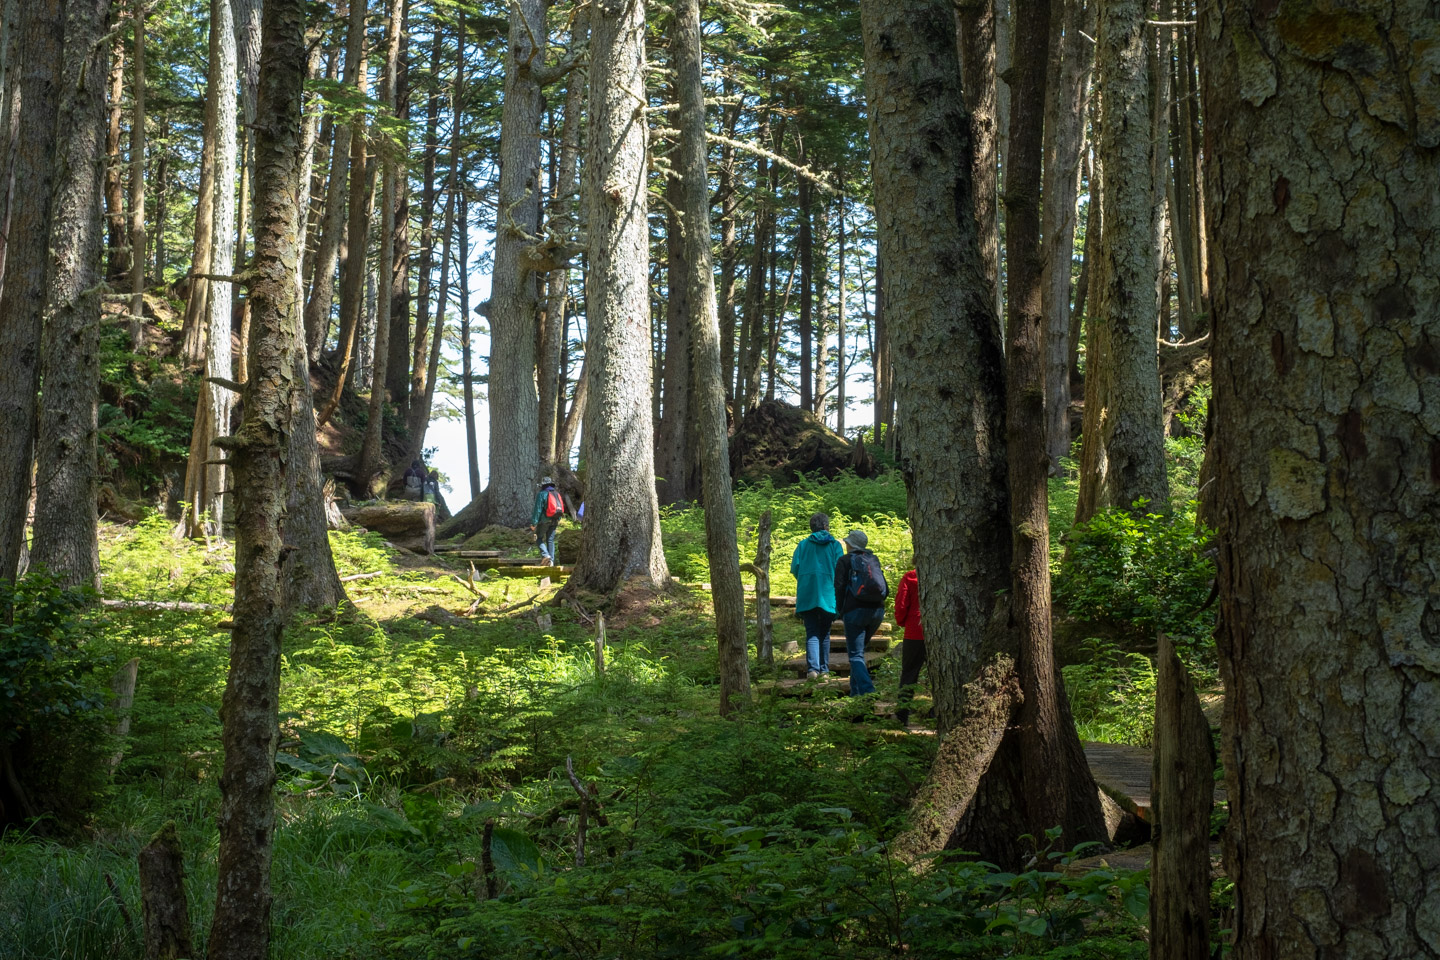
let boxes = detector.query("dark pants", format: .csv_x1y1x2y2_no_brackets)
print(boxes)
842,606,885,696
896,633,927,724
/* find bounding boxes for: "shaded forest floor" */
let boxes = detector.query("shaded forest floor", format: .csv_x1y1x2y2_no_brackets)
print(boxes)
0,469,1219,959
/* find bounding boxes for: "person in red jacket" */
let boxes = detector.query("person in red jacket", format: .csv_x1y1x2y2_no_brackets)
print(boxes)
893,559,925,726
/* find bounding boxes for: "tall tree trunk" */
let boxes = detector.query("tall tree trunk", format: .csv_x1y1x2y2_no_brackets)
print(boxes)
357,0,404,495
872,257,886,446
104,33,128,282
716,89,740,404
1041,0,1093,471
206,0,305,952
153,111,169,279
0,0,62,582
537,15,586,467
736,107,771,415
31,0,111,591
406,13,466,466
1077,0,1166,518
487,0,548,524
232,0,262,270
1201,3,1440,957
570,0,668,594
835,197,847,436
406,23,443,457
128,1,147,351
1003,0,1105,848
179,0,223,364
303,30,353,358
316,0,373,427
459,180,480,503
797,154,813,412
384,20,411,422
656,145,693,507
862,0,1011,734
675,0,747,712
956,0,1000,311
181,0,239,539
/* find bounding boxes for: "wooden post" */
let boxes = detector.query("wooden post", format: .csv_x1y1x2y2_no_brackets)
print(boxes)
594,612,606,677
138,822,194,960
1150,633,1214,960
110,657,139,774
755,509,773,663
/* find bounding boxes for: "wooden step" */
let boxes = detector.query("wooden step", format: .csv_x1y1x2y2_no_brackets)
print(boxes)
778,650,888,677
699,584,797,607
777,635,893,656
485,565,571,578
434,548,502,558
1082,740,1227,825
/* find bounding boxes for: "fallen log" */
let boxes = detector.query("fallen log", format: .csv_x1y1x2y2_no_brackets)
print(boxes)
102,599,232,613
341,501,435,555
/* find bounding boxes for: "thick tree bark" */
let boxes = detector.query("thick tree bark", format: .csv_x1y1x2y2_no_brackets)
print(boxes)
956,0,1000,312
1202,2,1440,956
357,0,405,496
303,98,350,357
384,22,411,423
405,24,443,458
211,0,240,360
1041,0,1093,471
569,0,668,594
206,0,305,952
674,0,747,714
31,0,111,592
487,0,549,525
0,0,61,583
862,0,1011,734
1003,0,1106,848
139,822,195,960
129,3,147,351
656,152,693,507
1077,0,1166,518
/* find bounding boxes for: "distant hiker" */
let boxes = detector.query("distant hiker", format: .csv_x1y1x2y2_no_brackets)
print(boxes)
790,513,845,679
529,476,564,565
402,460,426,501
423,470,440,504
834,529,888,697
893,559,925,726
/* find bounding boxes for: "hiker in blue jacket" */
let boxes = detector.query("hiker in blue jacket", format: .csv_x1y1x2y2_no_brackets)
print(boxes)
790,513,846,679
834,529,888,697
529,477,563,564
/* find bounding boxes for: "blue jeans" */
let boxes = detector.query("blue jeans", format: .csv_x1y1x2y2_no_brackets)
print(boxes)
800,608,834,674
843,607,885,696
535,519,558,562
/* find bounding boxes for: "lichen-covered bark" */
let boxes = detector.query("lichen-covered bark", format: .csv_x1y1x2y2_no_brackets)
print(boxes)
861,0,1012,734
487,0,549,524
206,0,306,953
955,0,1000,312
1078,0,1167,519
1201,2,1440,956
570,0,668,595
0,0,61,582
31,0,111,591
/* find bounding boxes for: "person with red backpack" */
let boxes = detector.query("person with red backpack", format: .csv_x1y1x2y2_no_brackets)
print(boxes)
529,476,564,564
833,529,888,697
892,558,925,727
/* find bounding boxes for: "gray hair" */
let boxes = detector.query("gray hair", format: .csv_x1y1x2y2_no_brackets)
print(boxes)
809,512,830,532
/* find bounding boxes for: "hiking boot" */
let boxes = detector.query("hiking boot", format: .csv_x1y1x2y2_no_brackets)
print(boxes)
806,670,819,680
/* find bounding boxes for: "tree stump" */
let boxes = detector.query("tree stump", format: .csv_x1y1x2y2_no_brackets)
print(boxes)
138,821,194,960
1150,634,1214,960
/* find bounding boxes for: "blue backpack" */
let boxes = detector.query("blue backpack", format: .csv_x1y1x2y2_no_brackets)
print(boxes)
848,551,888,603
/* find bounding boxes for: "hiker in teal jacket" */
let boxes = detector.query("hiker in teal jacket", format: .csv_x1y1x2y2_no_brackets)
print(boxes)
529,477,562,564
790,513,846,678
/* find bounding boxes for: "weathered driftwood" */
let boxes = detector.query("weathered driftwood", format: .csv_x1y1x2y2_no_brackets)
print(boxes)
138,822,194,960
1150,634,1214,960
340,501,435,554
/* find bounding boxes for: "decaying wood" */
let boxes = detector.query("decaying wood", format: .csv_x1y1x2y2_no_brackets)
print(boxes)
1150,633,1214,960
754,510,773,664
138,821,194,960
891,658,1021,864
340,501,435,555
594,613,606,677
